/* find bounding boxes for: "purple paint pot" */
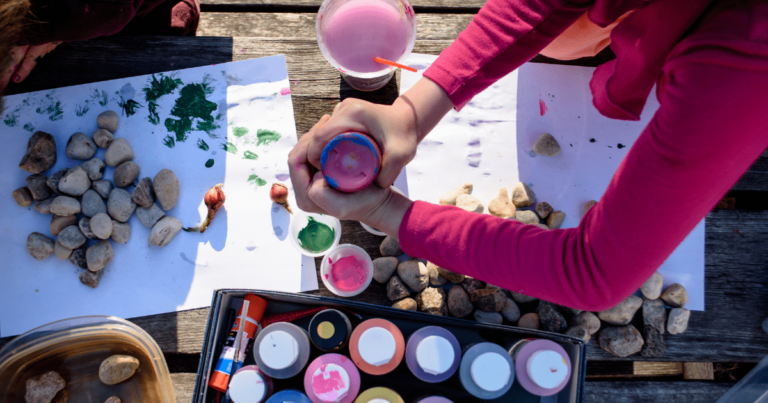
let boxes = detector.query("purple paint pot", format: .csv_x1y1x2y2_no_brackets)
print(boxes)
405,326,461,383
509,339,571,397
320,133,381,193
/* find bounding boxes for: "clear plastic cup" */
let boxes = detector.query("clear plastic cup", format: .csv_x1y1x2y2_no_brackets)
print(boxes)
320,244,374,297
290,211,342,257
316,0,417,91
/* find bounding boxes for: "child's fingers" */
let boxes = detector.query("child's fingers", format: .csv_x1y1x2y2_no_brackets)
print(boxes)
13,43,59,83
0,46,28,90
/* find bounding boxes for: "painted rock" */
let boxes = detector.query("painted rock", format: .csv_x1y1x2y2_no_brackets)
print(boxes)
55,241,73,260
19,131,57,174
417,287,447,316
397,260,428,292
372,256,398,284
97,111,119,133
131,177,155,208
26,174,52,201
514,209,540,225
667,308,690,335
391,297,417,311
152,169,179,210
136,203,165,228
456,194,484,214
501,297,521,322
598,295,643,326
570,312,601,335
111,220,132,244
535,201,553,220
488,188,515,218
13,187,33,207
81,157,106,181
90,213,114,240
379,235,402,257
511,182,535,207
641,327,666,358
474,310,503,325
447,284,473,318
51,214,78,236
92,128,114,149
66,132,97,160
546,211,566,229
107,188,137,222
92,179,113,199
58,225,87,250
386,276,410,301
598,325,644,357
518,313,541,330
148,216,182,247
104,138,134,167
439,182,472,206
661,283,688,308
58,166,91,197
533,133,561,157
50,196,81,216
25,371,66,403
86,240,114,272
81,189,107,217
26,232,55,261
99,355,140,385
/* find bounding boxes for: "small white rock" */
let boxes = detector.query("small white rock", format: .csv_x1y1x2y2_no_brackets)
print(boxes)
439,182,472,206
640,272,664,300
104,138,134,167
90,213,114,240
97,110,119,133
667,308,690,335
149,216,183,247
455,194,484,213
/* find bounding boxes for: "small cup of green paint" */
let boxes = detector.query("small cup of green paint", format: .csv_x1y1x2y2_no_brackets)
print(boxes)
289,211,342,257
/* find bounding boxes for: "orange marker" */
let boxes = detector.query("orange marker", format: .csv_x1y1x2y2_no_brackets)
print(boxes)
374,57,417,72
209,294,268,393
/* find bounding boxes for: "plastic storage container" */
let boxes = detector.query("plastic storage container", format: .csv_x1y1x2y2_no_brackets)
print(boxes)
717,354,768,402
0,316,176,402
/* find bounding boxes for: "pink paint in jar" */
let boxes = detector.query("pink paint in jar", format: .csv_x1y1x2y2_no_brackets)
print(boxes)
321,244,374,297
320,133,382,193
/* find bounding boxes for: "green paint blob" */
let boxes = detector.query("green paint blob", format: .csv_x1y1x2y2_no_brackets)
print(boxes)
247,174,267,187
23,123,34,132
243,150,258,160
197,139,209,151
75,104,89,117
297,217,336,253
165,83,218,142
163,135,175,148
143,74,182,124
91,89,108,106
256,129,281,146
205,159,215,168
223,142,238,154
233,127,249,137
3,112,18,127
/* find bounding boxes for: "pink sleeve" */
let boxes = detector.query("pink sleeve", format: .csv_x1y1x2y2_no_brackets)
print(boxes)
423,0,589,110
400,37,768,311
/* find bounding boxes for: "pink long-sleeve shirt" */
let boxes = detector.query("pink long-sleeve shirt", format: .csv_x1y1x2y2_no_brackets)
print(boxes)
399,0,768,311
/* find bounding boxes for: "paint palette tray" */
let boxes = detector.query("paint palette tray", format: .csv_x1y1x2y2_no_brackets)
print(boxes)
192,290,587,403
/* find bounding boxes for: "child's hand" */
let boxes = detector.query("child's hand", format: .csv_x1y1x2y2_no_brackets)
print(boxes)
306,97,420,188
1,43,60,91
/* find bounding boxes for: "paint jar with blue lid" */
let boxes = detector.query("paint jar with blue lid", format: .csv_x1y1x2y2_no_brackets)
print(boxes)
266,390,312,403
320,132,382,193
405,326,461,383
253,322,311,379
458,342,515,400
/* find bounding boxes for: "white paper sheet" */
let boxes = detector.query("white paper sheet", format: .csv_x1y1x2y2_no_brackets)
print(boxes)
399,54,705,310
0,55,318,336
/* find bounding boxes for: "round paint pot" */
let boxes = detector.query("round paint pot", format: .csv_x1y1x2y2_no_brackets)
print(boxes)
405,326,461,383
354,387,404,403
349,318,405,375
254,322,312,379
309,309,353,352
509,339,571,396
320,244,374,297
227,365,274,403
458,342,515,400
360,186,404,236
304,353,362,403
320,132,382,193
413,397,452,403
290,211,342,257
266,390,312,403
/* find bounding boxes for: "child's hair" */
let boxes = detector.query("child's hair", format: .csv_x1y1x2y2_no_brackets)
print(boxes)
0,0,31,113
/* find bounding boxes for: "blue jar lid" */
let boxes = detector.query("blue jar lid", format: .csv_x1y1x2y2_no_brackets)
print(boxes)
266,389,312,403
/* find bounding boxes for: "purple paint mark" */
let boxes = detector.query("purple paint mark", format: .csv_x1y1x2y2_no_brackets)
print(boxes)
468,139,481,147
539,99,548,116
467,153,482,168
276,173,290,181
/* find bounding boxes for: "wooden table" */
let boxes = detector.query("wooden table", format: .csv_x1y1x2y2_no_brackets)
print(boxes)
3,1,768,401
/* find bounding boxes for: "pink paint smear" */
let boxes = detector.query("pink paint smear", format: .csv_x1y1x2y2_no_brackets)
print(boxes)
330,256,366,292
539,99,548,116
280,87,291,96
312,368,347,397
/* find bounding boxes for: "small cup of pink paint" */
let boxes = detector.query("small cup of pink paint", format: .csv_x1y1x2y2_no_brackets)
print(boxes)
320,244,374,297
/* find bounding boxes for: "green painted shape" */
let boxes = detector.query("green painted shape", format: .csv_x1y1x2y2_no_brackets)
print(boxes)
205,159,215,168
163,135,175,148
256,129,281,146
233,127,249,137
117,99,142,117
197,139,209,151
143,73,183,102
297,217,336,253
75,104,90,117
164,83,218,141
243,150,258,160
223,142,238,154
3,112,19,127
247,174,267,187
91,89,108,106
23,123,34,132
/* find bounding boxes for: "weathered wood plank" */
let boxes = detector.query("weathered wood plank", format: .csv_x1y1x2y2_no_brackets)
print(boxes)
171,372,198,403
684,362,716,380
584,380,732,402
198,12,473,40
634,362,684,377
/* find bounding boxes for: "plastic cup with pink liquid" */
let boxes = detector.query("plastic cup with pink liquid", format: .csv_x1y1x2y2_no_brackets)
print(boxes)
316,0,417,91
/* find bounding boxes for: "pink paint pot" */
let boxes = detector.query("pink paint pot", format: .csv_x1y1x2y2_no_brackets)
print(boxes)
320,133,381,193
304,353,361,403
227,365,274,403
320,244,374,297
509,339,571,397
